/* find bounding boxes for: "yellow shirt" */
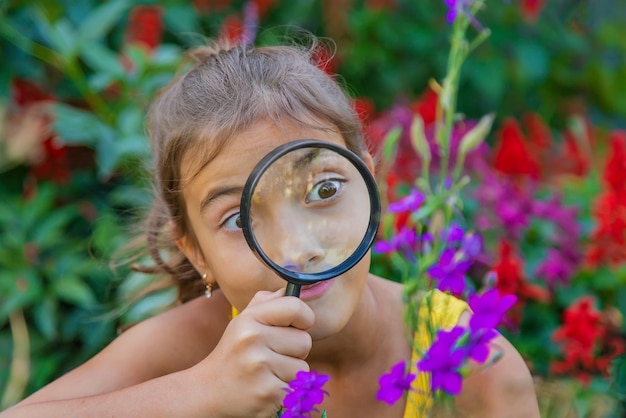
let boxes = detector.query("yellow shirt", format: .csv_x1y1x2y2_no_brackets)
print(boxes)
404,290,468,417
230,290,467,418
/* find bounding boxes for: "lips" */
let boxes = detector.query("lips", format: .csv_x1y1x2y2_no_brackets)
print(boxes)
299,278,335,300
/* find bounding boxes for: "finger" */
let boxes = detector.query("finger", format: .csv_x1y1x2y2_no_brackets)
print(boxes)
248,296,315,330
247,288,285,307
268,352,310,385
266,326,312,360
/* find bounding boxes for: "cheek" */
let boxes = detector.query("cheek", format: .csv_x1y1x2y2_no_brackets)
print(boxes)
203,235,283,311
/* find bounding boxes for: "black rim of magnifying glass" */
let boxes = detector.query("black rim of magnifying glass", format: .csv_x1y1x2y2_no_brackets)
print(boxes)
240,139,381,286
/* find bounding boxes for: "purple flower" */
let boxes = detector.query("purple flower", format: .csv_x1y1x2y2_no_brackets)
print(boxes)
531,195,583,288
388,188,425,213
282,370,330,418
417,326,467,395
465,328,498,363
468,288,517,331
497,199,531,236
242,1,259,46
534,246,581,288
442,222,465,244
460,232,483,258
376,360,416,405
427,248,472,295
473,175,535,240
374,226,418,261
444,0,486,30
445,0,473,23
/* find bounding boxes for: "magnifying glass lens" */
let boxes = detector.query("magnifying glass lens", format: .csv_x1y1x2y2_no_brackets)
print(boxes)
240,140,381,297
249,147,371,275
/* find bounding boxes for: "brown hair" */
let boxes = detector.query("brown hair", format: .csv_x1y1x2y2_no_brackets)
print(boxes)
136,37,369,302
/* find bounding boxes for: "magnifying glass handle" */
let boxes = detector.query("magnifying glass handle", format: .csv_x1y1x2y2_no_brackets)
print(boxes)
285,282,301,298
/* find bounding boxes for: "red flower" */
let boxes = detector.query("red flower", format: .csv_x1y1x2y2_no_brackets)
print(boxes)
31,137,71,184
219,14,244,44
520,0,545,23
11,79,54,106
554,297,604,351
492,118,540,179
409,86,439,126
9,79,73,184
353,97,375,124
523,112,552,150
559,128,590,177
253,0,276,17
550,296,621,385
124,5,163,52
312,44,339,75
586,132,626,267
586,192,626,266
491,240,550,326
603,131,626,192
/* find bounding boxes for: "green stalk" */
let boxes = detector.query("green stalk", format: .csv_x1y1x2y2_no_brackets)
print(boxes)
1,309,31,410
437,18,466,189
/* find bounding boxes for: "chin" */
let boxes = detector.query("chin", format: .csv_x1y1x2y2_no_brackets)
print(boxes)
308,303,352,341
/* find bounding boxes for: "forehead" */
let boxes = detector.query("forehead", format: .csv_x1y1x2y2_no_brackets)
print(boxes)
182,120,346,183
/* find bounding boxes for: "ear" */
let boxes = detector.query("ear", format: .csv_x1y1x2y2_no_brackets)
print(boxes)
171,221,212,281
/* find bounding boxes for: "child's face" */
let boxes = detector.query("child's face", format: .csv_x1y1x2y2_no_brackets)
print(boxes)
179,119,373,338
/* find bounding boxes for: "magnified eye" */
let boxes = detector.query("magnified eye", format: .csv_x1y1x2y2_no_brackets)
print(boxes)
222,212,242,230
307,179,343,203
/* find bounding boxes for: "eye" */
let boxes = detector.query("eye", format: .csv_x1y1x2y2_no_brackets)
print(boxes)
306,179,343,203
221,212,242,230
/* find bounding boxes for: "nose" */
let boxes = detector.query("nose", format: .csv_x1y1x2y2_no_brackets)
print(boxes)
258,207,325,274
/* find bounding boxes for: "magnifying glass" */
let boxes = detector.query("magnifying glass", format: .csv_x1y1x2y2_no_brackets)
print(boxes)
240,139,381,297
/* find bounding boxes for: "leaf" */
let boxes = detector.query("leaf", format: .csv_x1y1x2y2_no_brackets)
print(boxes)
79,41,125,78
52,275,96,307
161,4,201,43
88,72,117,92
0,270,44,323
20,183,55,231
115,134,150,160
30,206,77,249
90,212,127,257
95,135,119,179
31,7,77,59
611,355,626,400
33,295,58,340
410,197,441,222
53,103,115,147
382,126,402,162
0,199,16,229
117,106,145,136
76,0,130,44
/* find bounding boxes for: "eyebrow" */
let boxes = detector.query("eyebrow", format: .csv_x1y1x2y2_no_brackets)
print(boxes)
200,185,244,213
292,149,321,171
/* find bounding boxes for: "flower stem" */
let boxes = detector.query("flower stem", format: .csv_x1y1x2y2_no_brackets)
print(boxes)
1,309,30,410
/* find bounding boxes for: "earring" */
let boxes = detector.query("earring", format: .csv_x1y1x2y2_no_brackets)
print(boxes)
201,273,213,299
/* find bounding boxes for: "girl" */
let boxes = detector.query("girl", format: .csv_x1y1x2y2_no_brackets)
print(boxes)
1,38,540,417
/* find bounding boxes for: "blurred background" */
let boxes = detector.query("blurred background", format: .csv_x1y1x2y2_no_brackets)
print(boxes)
1,0,625,416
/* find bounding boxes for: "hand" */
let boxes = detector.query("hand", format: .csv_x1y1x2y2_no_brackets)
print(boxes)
189,289,315,417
